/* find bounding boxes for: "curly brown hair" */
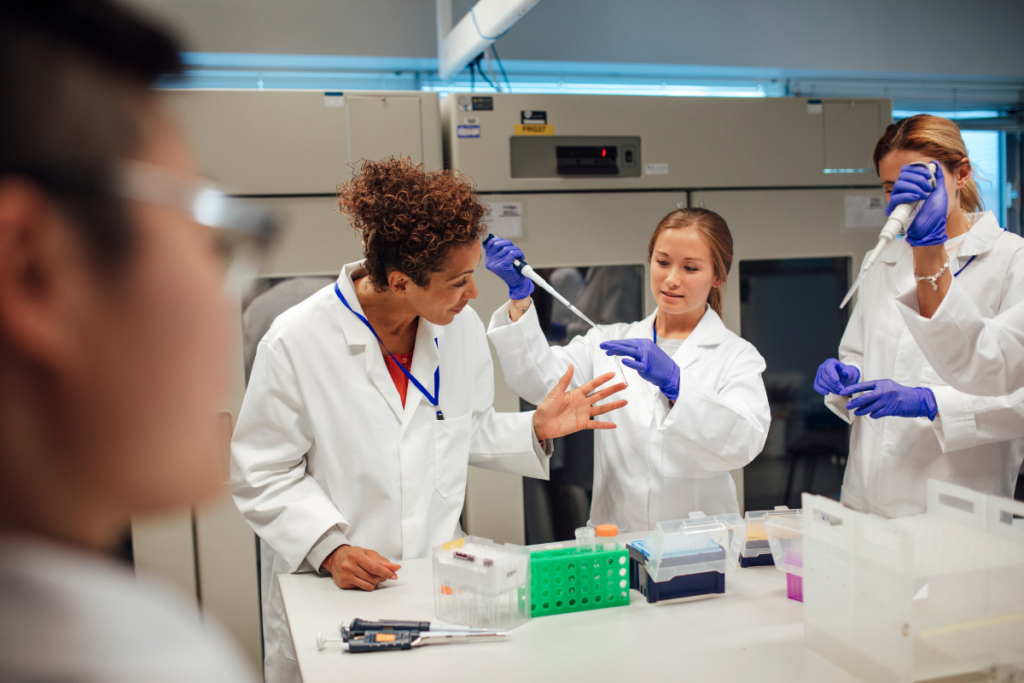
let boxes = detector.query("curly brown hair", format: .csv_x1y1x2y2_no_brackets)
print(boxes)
337,156,486,291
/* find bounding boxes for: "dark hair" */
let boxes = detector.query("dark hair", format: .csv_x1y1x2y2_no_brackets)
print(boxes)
648,208,733,318
0,0,183,267
873,114,982,213
337,156,487,291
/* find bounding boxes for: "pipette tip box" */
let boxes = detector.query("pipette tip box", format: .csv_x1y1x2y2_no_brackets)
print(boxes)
625,512,746,604
529,542,630,617
741,507,799,568
627,537,725,603
432,536,530,630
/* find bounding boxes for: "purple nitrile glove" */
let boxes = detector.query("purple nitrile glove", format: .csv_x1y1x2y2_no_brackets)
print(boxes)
885,163,948,247
839,379,937,420
484,237,534,300
599,338,680,401
813,358,861,396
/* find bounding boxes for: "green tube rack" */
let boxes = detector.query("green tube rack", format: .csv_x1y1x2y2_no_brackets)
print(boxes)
529,544,630,617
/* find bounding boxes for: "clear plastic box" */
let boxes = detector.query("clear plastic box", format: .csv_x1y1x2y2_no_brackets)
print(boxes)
742,506,799,567
764,510,804,601
432,536,530,630
648,512,747,583
803,481,1024,682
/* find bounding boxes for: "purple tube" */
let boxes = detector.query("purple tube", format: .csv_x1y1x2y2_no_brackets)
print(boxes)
784,547,803,602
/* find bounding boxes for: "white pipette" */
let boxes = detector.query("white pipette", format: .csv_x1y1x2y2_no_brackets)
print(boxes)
483,234,628,386
839,161,937,309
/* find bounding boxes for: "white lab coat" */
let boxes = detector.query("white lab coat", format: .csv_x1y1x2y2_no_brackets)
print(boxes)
0,534,256,683
488,303,770,534
231,261,550,683
895,212,1024,396
828,213,1024,517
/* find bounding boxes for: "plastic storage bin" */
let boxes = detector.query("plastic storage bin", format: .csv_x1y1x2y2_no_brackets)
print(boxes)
741,506,799,568
803,481,1024,683
529,541,630,617
432,536,530,630
764,510,804,601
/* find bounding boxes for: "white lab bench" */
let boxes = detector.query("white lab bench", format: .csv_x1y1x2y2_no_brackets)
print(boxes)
279,555,860,682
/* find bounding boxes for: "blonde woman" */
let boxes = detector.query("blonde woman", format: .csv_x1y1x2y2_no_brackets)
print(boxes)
485,208,770,533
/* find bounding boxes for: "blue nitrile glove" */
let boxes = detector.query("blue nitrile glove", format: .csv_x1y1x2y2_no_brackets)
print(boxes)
885,163,948,247
599,338,680,401
484,237,534,300
839,379,937,420
813,358,861,396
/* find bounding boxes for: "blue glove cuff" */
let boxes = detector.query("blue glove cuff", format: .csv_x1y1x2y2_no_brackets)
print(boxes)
906,233,948,248
918,387,938,421
661,366,681,402
508,278,534,301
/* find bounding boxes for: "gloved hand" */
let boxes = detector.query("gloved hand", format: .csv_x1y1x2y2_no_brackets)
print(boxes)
839,379,937,420
813,358,861,396
484,237,534,300
599,338,680,401
885,163,948,247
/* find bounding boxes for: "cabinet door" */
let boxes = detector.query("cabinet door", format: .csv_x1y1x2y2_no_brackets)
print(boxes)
347,95,424,166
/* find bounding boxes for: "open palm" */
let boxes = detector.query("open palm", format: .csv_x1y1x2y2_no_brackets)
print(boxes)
533,366,628,441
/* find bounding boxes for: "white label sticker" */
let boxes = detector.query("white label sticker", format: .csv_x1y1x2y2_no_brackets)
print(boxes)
463,117,480,126
483,202,523,239
457,125,481,139
807,101,823,114
844,195,886,229
323,94,345,108
645,163,669,176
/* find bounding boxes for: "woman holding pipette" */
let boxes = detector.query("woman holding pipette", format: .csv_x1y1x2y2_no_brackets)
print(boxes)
813,114,1024,517
231,157,626,683
485,209,770,535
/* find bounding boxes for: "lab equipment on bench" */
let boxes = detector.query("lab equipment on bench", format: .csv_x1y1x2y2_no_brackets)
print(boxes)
741,507,799,568
763,511,805,602
627,535,724,603
574,526,596,551
839,161,937,309
432,536,531,631
802,481,1024,683
626,512,746,603
341,618,494,634
529,536,630,617
317,629,509,653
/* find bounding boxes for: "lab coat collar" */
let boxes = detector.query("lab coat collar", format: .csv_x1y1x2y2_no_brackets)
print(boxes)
645,304,726,371
334,260,446,425
334,261,447,348
879,211,1002,265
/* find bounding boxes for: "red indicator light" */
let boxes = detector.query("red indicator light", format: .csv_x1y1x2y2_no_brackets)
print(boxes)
601,149,607,157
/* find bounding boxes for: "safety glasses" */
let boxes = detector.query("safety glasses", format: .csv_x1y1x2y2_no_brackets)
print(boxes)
1,159,281,297
116,160,280,296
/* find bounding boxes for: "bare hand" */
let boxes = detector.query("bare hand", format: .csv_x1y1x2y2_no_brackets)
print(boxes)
322,545,401,592
533,366,627,441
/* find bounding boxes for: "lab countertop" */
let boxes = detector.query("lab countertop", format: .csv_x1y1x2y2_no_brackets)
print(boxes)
279,555,859,683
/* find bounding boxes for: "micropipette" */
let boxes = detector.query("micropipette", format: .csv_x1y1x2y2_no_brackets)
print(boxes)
318,629,509,653
839,161,937,309
341,618,494,636
482,233,629,386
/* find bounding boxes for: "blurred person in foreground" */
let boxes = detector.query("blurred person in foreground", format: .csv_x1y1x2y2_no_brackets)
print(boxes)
0,1,268,681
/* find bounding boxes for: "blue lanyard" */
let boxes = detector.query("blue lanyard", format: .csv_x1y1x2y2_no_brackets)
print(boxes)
334,283,444,420
954,254,977,277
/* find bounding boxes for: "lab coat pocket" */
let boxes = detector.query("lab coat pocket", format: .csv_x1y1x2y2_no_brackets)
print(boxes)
434,412,472,498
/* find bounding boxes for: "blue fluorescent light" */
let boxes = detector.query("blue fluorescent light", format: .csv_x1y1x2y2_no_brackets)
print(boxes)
420,81,767,98
893,109,1004,120
823,168,872,174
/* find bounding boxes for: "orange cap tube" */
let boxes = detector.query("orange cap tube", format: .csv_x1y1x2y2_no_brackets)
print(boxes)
595,524,618,537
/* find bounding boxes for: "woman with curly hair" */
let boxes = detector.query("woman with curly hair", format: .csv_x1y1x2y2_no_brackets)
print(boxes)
230,157,626,683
